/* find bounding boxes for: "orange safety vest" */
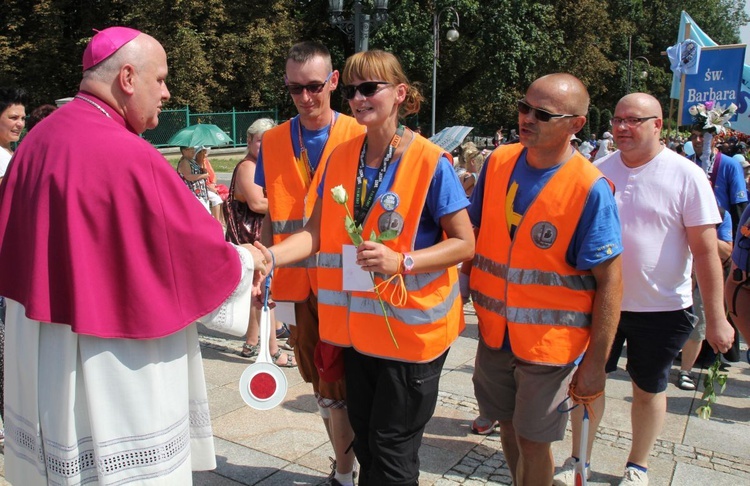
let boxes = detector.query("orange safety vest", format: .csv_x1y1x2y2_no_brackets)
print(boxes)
470,144,609,365
262,114,365,301
317,134,465,363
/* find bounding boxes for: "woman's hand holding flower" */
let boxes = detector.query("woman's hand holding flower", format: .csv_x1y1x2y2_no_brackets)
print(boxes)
356,240,401,275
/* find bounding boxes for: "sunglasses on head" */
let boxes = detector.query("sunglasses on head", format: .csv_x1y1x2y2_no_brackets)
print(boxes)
517,99,580,122
286,72,333,95
342,81,390,100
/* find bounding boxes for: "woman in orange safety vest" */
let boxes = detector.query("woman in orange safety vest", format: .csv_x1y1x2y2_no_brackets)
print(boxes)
255,50,474,486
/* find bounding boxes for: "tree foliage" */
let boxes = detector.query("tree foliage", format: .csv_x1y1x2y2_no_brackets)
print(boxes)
0,0,747,136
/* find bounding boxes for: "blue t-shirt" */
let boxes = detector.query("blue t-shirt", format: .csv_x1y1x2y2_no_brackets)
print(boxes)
469,149,622,270
691,152,748,211
255,114,334,189
318,155,468,250
717,209,733,243
731,205,750,271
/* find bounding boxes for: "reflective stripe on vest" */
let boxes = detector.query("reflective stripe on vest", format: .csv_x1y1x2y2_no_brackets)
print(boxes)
317,134,464,361
319,282,459,326
262,115,365,301
473,254,596,291
471,144,607,365
271,219,303,236
318,252,445,291
471,289,591,328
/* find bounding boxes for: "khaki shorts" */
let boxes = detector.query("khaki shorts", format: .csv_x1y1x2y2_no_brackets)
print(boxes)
289,294,347,404
473,339,575,443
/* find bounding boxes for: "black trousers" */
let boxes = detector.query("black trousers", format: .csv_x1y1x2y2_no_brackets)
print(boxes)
343,348,448,486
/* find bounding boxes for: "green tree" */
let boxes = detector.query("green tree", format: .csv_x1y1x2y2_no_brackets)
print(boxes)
588,106,601,138
600,109,613,135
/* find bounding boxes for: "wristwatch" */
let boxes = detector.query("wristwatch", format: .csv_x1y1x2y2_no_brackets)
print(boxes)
403,253,415,274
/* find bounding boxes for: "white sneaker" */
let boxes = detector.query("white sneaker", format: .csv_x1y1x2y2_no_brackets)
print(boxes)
620,466,648,485
552,456,591,486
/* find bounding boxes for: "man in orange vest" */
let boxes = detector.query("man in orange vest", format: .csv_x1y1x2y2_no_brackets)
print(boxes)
461,73,623,486
254,41,365,486
556,93,736,486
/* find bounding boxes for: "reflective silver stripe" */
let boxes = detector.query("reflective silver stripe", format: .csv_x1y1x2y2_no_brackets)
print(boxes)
272,219,304,235
350,282,459,325
320,281,459,324
318,253,444,292
508,307,591,328
318,252,342,269
318,288,349,307
401,271,445,292
473,253,507,278
508,268,596,291
471,290,590,328
285,255,317,269
471,289,506,315
474,254,596,291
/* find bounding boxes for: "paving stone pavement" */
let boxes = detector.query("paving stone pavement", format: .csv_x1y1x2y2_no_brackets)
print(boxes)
0,303,747,485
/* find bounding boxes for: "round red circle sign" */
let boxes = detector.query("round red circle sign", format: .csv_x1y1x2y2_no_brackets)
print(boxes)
250,372,277,399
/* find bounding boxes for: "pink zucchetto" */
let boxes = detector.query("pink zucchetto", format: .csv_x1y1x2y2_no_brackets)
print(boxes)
82,26,141,71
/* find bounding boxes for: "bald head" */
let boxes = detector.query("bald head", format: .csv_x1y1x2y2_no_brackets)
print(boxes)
616,93,663,119
611,92,663,167
528,73,590,116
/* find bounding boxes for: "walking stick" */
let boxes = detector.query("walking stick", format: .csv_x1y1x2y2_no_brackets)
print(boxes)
575,406,590,486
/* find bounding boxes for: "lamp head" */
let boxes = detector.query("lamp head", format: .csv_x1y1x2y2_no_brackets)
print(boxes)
328,0,343,14
446,28,459,42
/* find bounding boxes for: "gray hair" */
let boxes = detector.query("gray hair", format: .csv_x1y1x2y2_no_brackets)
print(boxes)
247,118,276,138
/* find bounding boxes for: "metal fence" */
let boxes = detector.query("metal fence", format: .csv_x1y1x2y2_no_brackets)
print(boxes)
142,106,279,148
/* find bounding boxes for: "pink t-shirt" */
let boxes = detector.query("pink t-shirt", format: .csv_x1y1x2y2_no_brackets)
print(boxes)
0,93,241,339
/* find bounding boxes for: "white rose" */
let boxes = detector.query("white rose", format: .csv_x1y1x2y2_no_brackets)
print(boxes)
728,103,738,113
331,185,348,205
689,105,699,116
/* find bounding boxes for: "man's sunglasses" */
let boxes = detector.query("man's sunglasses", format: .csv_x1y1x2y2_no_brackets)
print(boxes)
286,72,333,95
517,99,581,122
342,81,390,100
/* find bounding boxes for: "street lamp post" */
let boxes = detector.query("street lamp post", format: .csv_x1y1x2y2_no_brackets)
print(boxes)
432,7,460,136
626,36,651,94
329,0,389,53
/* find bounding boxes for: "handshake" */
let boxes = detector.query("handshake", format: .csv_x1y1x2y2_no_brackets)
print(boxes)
241,241,276,297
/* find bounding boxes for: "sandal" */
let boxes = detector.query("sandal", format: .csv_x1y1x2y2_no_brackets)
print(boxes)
271,349,297,368
276,323,292,340
240,343,259,358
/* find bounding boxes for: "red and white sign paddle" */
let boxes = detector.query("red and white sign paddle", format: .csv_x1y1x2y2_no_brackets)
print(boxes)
239,275,288,410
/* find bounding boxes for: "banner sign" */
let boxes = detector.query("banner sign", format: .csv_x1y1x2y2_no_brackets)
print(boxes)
671,11,750,133
679,45,746,126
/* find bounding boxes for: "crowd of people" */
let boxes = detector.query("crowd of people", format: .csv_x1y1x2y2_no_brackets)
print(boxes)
0,25,748,486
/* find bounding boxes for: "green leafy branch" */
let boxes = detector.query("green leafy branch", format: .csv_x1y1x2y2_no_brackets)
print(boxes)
695,355,728,420
333,185,400,348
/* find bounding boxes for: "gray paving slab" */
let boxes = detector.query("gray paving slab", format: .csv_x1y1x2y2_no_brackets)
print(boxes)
671,462,749,485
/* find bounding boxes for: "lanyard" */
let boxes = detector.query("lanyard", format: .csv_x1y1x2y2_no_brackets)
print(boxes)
354,125,404,226
297,112,335,185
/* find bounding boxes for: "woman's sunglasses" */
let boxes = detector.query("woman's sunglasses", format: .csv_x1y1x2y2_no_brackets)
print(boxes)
342,81,390,100
517,99,580,122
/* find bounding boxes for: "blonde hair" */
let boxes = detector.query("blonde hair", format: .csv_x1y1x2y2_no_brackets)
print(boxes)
460,141,484,172
247,118,276,139
342,50,423,118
